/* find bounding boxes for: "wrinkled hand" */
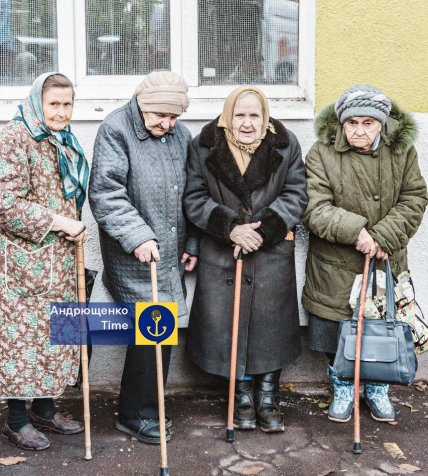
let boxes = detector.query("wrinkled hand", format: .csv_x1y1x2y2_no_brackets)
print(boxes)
181,253,198,272
233,245,245,259
52,214,88,242
374,241,389,261
355,228,376,257
230,222,263,254
134,239,160,263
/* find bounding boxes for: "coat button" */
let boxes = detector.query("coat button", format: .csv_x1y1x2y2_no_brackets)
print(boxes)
371,151,378,158
373,195,380,201
173,185,178,191
245,277,252,285
226,278,233,285
160,137,166,143
171,226,176,232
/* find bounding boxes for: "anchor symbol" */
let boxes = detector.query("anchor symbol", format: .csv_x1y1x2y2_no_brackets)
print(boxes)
147,309,167,338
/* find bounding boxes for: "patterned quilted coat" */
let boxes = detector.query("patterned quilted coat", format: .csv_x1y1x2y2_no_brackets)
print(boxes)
0,120,79,398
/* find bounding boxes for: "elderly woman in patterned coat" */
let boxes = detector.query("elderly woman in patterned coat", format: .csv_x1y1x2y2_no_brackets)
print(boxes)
0,73,89,450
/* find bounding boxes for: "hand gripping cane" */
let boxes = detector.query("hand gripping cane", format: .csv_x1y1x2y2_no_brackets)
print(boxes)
353,253,371,454
150,258,170,476
76,240,92,460
226,249,243,442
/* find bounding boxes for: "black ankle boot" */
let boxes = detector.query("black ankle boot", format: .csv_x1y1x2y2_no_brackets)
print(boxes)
254,371,284,432
233,380,256,430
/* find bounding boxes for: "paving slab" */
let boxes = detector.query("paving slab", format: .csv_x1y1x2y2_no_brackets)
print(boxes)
0,384,427,476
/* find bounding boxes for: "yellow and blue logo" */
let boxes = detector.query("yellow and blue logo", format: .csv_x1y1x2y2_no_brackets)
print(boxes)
135,302,178,345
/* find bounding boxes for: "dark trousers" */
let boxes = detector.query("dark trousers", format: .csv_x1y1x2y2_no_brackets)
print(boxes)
118,345,171,419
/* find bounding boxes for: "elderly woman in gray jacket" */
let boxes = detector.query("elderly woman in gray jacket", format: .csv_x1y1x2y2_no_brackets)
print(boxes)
89,71,197,444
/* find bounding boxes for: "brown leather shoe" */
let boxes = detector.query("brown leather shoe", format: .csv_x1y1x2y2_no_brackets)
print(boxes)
28,410,84,435
2,422,50,450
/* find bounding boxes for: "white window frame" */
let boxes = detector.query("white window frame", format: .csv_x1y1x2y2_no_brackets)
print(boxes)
0,0,315,120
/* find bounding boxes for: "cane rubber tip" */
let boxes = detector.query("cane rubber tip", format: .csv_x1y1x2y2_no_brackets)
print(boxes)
160,468,170,476
226,428,235,442
84,453,92,460
353,443,362,454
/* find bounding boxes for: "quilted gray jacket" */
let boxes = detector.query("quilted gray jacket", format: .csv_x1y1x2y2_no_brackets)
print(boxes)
89,96,196,317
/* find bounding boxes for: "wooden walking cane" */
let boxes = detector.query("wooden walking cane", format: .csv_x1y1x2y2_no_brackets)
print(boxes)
150,258,170,476
226,249,243,443
76,240,92,460
353,253,371,455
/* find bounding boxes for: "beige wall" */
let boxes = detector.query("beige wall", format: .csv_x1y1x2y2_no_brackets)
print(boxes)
316,0,428,112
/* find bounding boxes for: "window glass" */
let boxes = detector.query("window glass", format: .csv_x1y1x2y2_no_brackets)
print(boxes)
198,0,299,85
0,0,57,86
86,0,170,75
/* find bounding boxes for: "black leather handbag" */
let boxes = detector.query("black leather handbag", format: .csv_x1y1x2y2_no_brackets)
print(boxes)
334,259,417,385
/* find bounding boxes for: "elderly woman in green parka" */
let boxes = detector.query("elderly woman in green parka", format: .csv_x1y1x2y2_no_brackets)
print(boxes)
302,85,427,424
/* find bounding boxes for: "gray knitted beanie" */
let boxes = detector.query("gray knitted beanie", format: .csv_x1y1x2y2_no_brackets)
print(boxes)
335,85,392,125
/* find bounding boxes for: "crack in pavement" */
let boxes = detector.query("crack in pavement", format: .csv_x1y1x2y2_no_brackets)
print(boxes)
217,438,275,475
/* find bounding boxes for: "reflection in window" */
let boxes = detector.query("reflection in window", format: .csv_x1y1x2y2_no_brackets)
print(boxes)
199,0,299,85
0,0,57,86
86,0,170,76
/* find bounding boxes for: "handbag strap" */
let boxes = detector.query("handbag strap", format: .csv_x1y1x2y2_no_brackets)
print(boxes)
372,259,377,296
351,258,376,325
384,259,395,324
352,257,395,329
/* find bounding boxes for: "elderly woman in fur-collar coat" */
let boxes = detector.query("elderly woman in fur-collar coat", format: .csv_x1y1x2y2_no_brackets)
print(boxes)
302,85,427,424
183,86,307,433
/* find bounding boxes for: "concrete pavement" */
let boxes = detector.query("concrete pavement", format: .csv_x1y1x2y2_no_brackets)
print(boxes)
0,383,427,476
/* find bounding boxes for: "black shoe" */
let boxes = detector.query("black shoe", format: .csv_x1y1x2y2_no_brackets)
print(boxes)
116,416,171,445
233,380,256,430
165,416,173,430
254,371,285,433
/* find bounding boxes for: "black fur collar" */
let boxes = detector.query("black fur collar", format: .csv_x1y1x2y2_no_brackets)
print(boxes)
200,117,289,208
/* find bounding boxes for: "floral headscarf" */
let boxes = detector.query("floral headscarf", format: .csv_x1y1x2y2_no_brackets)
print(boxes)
14,72,89,209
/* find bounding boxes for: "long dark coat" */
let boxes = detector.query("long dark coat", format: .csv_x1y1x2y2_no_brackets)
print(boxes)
183,118,307,378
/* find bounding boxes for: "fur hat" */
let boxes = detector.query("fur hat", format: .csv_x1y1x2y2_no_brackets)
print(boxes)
335,85,392,125
135,71,189,115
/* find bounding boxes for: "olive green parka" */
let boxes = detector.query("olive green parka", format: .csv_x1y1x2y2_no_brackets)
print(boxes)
302,103,428,321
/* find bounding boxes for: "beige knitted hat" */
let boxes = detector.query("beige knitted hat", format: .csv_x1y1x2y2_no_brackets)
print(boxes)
135,71,189,115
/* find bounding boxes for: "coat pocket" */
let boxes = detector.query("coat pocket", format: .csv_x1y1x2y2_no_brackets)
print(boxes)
273,239,295,257
4,241,54,297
